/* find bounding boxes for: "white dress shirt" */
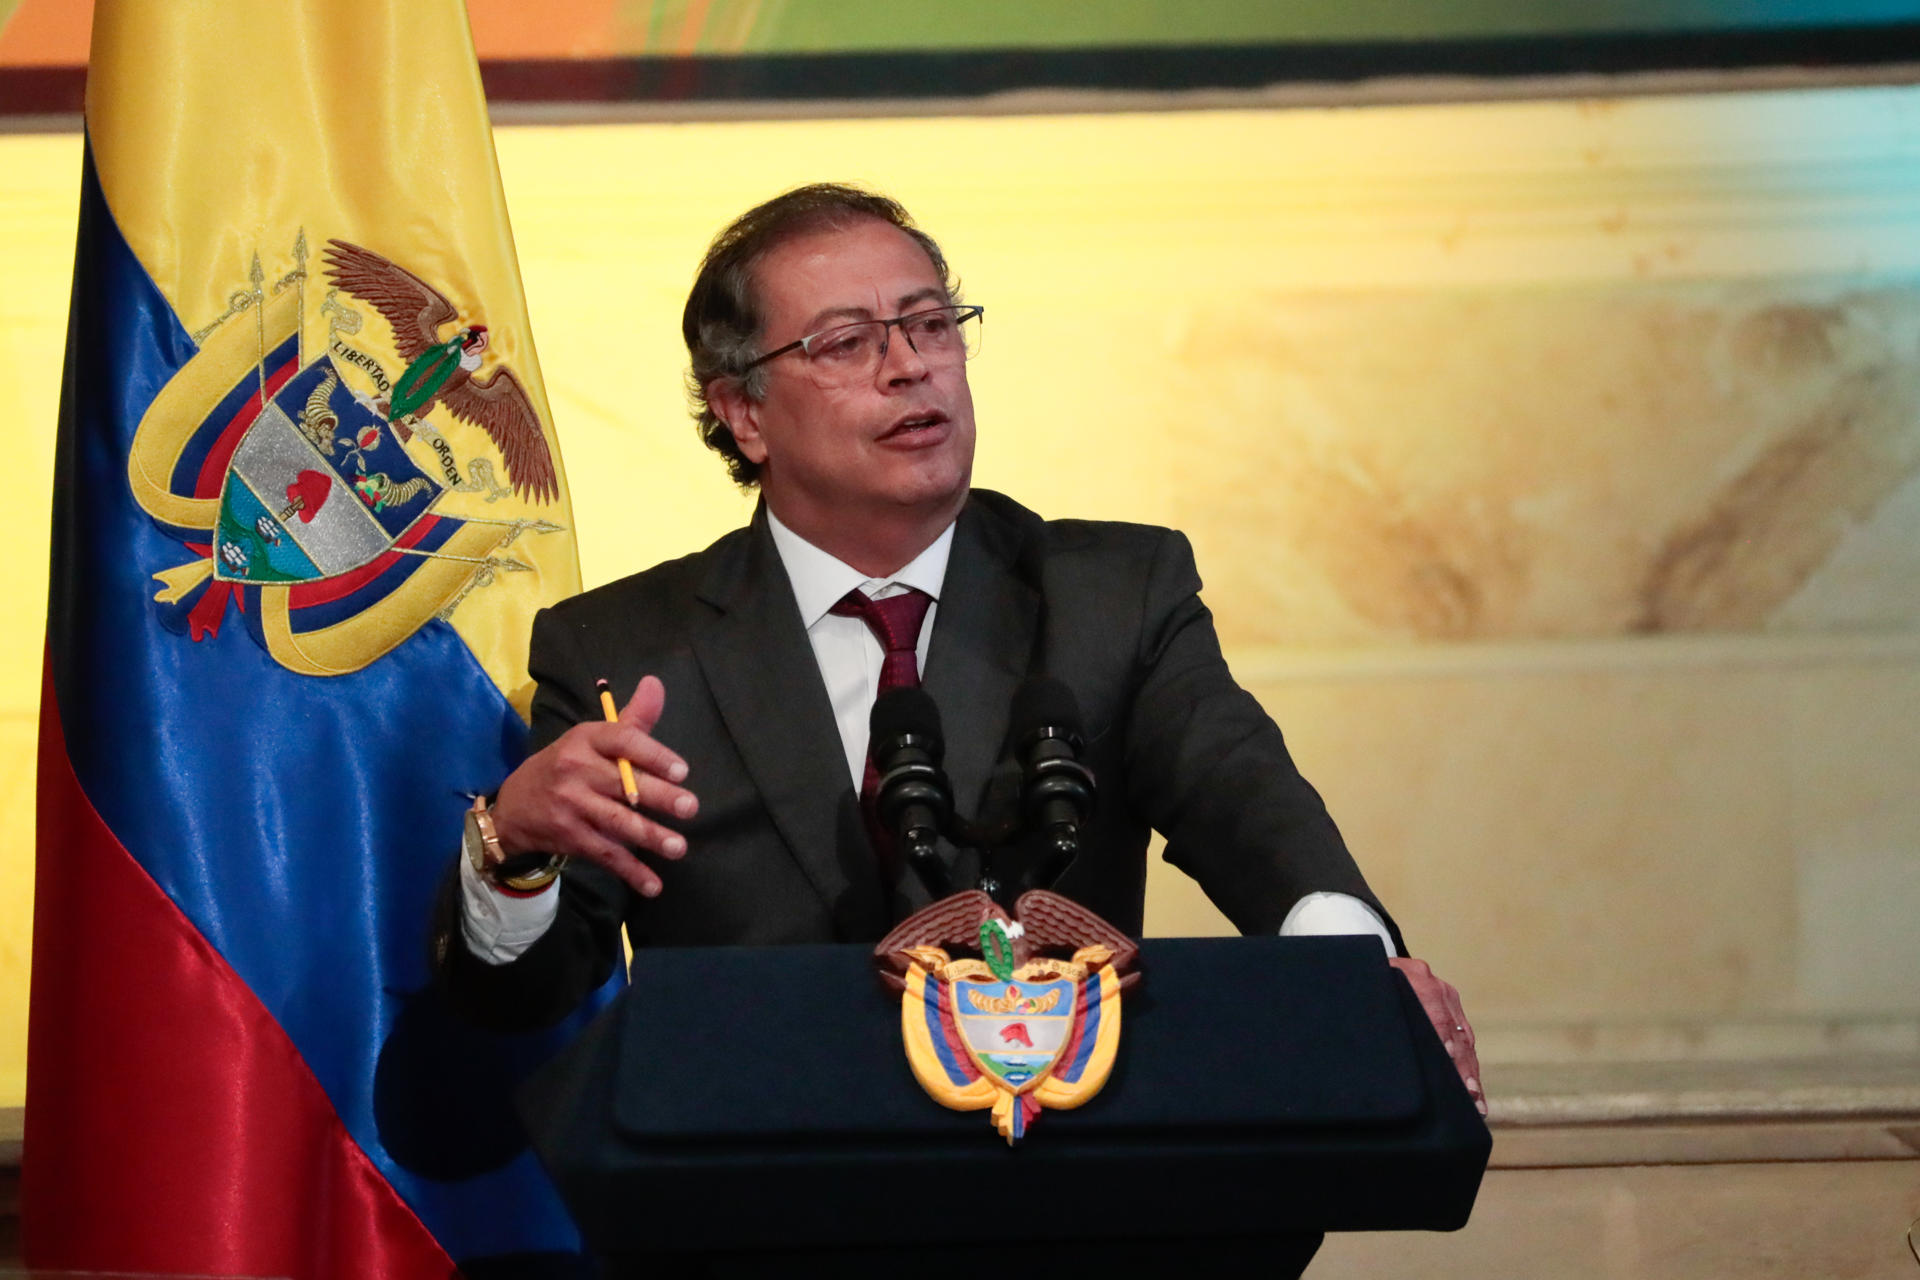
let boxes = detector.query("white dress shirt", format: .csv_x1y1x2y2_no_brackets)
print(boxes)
763,510,952,790
462,513,1394,961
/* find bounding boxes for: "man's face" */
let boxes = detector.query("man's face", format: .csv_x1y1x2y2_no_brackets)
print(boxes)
717,219,976,536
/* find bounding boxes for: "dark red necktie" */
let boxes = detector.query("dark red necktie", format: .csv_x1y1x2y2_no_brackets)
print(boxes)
829,586,933,877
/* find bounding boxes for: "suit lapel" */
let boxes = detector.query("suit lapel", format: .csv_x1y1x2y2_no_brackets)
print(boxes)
690,511,888,935
921,494,1042,894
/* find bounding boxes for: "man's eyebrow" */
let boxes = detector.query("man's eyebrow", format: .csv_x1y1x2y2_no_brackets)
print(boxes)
894,285,947,312
798,304,874,333
798,287,949,334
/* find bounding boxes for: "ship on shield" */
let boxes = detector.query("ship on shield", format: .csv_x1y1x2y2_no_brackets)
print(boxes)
950,968,1075,1088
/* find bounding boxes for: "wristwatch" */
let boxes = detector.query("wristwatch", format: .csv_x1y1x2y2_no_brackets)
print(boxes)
465,794,564,894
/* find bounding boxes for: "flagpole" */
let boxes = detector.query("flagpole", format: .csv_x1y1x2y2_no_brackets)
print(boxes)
250,252,267,406
292,229,308,370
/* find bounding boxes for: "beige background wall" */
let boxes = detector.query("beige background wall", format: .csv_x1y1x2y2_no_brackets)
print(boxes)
2,84,1916,1104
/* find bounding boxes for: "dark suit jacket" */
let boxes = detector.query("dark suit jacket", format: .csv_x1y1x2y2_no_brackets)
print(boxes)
440,489,1400,1028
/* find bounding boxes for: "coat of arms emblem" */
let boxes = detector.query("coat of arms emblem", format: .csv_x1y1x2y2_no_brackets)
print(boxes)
128,233,563,676
877,890,1141,1144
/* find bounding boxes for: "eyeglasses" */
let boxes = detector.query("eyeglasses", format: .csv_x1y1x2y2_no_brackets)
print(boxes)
744,305,984,389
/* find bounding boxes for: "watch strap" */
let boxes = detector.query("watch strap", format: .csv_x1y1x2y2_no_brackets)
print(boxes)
465,794,563,894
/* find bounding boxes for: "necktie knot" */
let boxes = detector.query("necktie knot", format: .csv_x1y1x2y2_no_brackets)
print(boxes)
830,587,932,667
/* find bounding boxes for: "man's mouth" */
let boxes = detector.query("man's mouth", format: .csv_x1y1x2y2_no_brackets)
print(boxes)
880,411,949,440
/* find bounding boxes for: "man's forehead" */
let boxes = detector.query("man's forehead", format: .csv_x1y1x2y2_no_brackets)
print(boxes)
754,219,944,326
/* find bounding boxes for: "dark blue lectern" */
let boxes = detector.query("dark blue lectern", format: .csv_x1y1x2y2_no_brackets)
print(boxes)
519,935,1490,1275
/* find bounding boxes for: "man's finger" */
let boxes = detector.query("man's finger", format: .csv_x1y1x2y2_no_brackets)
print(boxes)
1461,1050,1486,1115
1432,979,1487,1116
609,677,688,786
579,791,687,860
598,723,690,787
1442,985,1476,1049
1443,993,1486,1116
570,831,665,900
627,769,698,821
620,674,667,736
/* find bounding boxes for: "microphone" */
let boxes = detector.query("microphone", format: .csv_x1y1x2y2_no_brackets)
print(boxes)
1012,676,1096,888
869,687,954,896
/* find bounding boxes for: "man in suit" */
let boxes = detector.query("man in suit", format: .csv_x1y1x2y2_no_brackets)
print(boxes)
442,184,1480,1118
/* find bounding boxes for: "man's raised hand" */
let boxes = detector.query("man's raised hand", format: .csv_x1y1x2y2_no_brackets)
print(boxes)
490,675,698,899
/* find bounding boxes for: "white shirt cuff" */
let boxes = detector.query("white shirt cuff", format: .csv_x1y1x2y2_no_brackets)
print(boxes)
1279,891,1397,958
458,848,560,965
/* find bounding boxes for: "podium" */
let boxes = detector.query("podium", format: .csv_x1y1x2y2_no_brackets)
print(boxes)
520,935,1490,1271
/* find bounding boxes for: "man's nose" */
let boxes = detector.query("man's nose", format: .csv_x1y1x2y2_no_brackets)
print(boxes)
876,323,930,384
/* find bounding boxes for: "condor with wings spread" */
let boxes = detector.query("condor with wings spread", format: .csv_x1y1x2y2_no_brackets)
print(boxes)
322,239,558,504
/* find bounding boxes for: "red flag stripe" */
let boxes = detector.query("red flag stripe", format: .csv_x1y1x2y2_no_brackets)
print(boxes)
25,668,459,1280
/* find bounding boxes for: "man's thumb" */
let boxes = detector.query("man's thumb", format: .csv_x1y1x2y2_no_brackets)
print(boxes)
616,674,666,733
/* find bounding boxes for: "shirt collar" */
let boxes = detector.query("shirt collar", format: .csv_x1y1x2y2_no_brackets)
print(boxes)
766,508,954,630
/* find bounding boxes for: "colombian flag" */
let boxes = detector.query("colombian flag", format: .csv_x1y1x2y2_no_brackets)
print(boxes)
27,3,605,1274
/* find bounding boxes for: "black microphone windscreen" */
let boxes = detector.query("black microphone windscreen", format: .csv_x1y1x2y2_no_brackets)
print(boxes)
870,685,942,742
1011,675,1083,738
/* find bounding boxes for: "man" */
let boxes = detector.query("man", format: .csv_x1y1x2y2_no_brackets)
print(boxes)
440,184,1480,1117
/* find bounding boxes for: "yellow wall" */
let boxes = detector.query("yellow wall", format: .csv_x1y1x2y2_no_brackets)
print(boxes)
1,129,75,1107
4,88,1919,1103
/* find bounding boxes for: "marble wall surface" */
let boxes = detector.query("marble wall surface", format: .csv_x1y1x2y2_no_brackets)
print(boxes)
1167,283,1920,646
1140,277,1920,1031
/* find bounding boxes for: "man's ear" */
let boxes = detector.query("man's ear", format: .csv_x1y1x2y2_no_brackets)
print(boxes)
706,378,767,465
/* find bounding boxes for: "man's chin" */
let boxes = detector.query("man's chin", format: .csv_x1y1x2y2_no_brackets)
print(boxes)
889,462,972,514
871,444,970,505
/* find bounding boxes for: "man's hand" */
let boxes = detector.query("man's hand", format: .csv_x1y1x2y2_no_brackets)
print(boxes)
1389,956,1485,1117
490,675,698,900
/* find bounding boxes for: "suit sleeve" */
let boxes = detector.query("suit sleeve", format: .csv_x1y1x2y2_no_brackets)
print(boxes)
432,606,630,1032
1118,529,1406,953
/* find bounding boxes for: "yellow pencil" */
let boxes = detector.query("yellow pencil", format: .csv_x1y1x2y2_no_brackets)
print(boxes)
595,678,639,804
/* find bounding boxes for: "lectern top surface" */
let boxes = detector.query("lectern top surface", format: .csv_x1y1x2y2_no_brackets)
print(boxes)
609,935,1425,1141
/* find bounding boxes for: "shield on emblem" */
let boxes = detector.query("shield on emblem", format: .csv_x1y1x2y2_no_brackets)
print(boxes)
948,975,1079,1091
883,891,1139,1144
213,358,442,584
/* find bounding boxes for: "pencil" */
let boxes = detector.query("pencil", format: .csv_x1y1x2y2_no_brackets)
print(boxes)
596,678,640,804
